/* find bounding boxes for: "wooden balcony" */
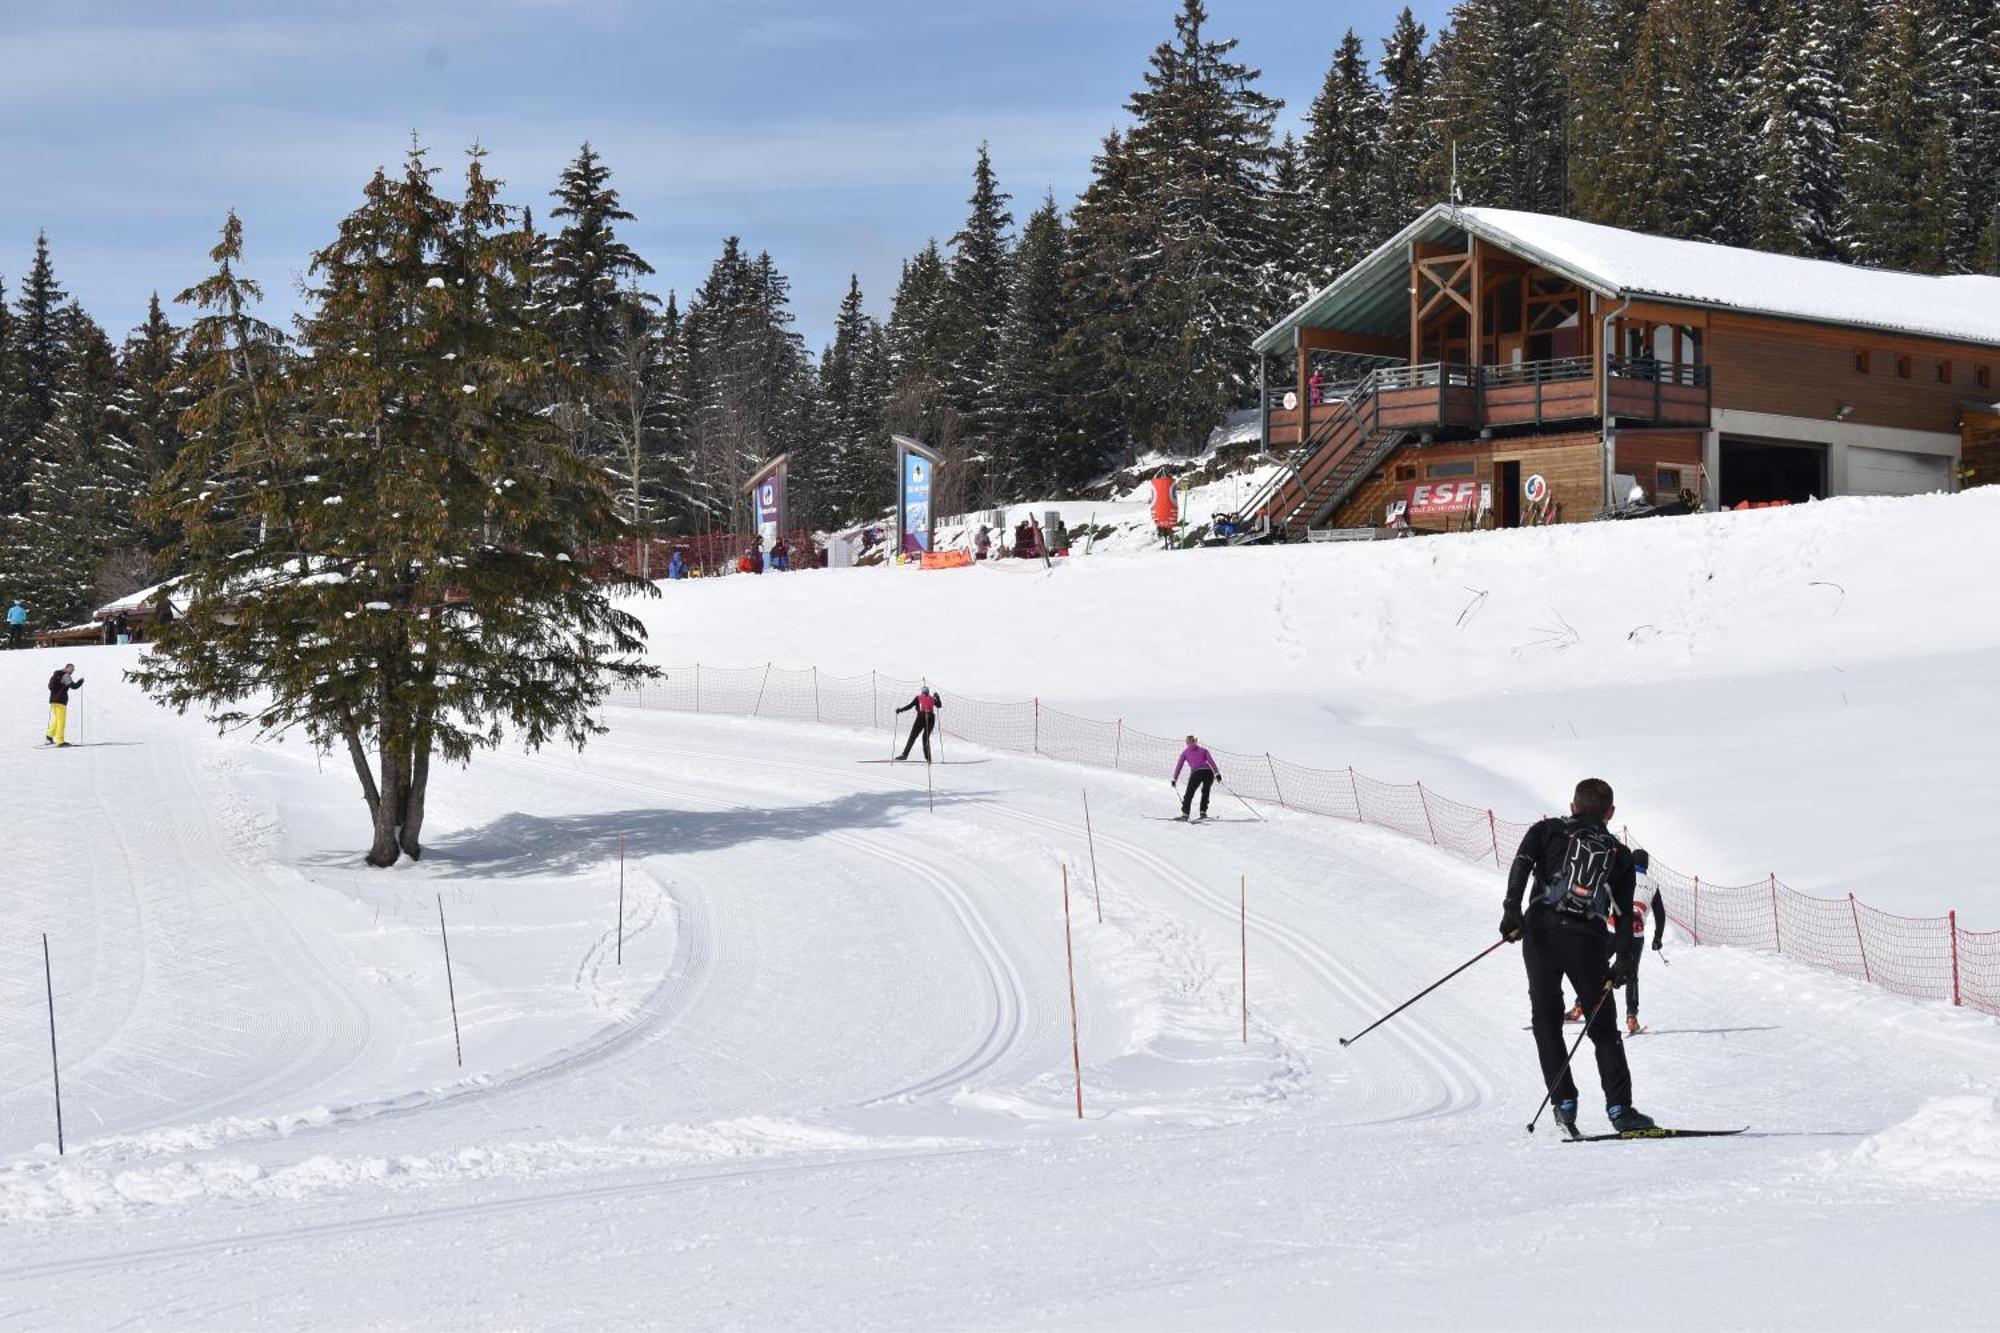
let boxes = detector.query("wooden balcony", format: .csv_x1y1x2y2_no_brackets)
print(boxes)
1264,356,1710,448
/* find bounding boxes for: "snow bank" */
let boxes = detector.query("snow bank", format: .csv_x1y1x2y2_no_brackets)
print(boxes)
1851,1095,2000,1191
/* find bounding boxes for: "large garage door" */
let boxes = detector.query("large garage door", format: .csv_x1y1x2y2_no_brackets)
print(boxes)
1847,446,1951,497
1720,437,1825,507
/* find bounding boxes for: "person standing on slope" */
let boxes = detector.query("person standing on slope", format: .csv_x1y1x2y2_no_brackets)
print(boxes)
895,685,942,762
1149,473,1179,550
1616,850,1668,1035
1171,735,1222,821
1499,777,1653,1136
45,664,84,746
6,600,26,649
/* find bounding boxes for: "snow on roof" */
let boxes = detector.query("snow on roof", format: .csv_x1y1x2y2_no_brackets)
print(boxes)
1461,208,2000,348
94,578,182,619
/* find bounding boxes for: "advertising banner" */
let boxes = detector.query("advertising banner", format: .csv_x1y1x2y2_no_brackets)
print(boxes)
1402,480,1489,519
743,454,790,544
893,435,943,555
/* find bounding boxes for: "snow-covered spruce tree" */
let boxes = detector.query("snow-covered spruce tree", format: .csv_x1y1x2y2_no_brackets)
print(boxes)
820,275,888,525
1746,0,1847,258
1368,8,1445,237
1565,0,1654,225
990,195,1072,498
1429,0,1572,214
943,143,1013,499
881,239,963,502
1058,131,1150,480
1602,0,1757,243
601,287,684,540
1119,0,1282,454
121,293,189,553
1301,30,1385,282
542,143,656,463
9,306,145,623
1842,0,1962,270
4,233,68,515
1264,135,1318,310
133,151,654,867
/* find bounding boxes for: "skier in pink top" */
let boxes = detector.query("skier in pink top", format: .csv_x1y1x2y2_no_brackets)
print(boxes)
1171,735,1222,821
895,685,943,762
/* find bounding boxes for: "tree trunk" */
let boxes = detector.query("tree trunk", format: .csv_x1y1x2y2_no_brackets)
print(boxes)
341,713,381,819
367,735,403,867
399,725,431,861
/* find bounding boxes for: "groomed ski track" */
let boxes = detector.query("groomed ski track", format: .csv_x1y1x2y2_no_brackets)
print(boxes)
3,654,1998,1329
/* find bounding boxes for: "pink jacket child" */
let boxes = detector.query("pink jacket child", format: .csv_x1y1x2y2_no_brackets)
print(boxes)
1171,736,1222,820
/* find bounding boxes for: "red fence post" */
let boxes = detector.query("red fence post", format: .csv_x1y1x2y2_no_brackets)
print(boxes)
1769,873,1781,953
1417,782,1438,845
694,662,702,713
1950,910,1962,1006
1062,865,1084,1119
753,661,772,716
1849,892,1870,984
1348,766,1362,822
812,667,821,723
1487,810,1500,865
1692,876,1701,946
1266,753,1284,808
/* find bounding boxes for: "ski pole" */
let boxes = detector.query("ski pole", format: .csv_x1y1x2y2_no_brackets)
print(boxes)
1219,778,1265,823
1339,938,1510,1047
1526,981,1615,1134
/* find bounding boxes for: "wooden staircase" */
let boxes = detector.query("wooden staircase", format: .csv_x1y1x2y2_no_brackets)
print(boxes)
1250,367,1411,538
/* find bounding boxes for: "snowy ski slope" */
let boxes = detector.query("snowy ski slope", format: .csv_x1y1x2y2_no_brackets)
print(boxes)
2,490,1998,1329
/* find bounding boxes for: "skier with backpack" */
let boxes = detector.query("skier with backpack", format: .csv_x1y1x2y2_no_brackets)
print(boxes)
1170,736,1222,821
1499,777,1654,1136
894,685,942,762
45,664,84,747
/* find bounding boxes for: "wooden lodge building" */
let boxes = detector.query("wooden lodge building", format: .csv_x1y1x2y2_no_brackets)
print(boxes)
1251,205,2000,536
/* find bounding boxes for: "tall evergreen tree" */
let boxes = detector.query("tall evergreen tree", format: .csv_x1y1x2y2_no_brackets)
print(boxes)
543,143,656,462
1369,10,1444,241
120,293,189,555
135,151,653,866
821,275,889,525
1301,31,1385,280
1843,0,1961,269
1119,0,1281,453
1566,0,1653,223
881,239,962,499
5,234,68,514
1430,0,1572,214
991,196,1073,497
1747,0,1847,258
944,143,1014,467
1059,131,1149,479
1265,134,1318,308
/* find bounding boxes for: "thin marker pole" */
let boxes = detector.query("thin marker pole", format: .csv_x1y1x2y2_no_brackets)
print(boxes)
617,834,626,966
437,894,464,1068
1063,865,1083,1119
1082,790,1103,923
43,934,63,1155
1240,875,1248,1044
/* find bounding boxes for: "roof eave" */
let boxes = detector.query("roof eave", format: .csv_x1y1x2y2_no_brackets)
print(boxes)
1251,203,1460,356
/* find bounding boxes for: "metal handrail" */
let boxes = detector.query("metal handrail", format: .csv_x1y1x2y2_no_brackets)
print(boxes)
1480,356,1595,386
1606,357,1711,387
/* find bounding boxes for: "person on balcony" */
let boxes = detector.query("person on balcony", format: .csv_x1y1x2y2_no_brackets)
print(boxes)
1309,369,1323,406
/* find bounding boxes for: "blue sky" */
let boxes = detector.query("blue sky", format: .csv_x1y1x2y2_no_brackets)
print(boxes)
1,0,1453,351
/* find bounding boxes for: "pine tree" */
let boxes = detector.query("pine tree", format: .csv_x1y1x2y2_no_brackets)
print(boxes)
991,196,1072,497
1430,0,1572,214
601,289,682,538
881,239,962,501
1843,0,1960,269
1059,131,1149,480
134,149,654,867
1747,0,1846,258
120,293,188,555
1265,134,1318,309
1119,0,1282,454
821,275,888,524
944,143,1014,471
1369,9,1445,241
1566,0,1653,223
4,234,68,514
543,143,656,461
1301,31,1385,280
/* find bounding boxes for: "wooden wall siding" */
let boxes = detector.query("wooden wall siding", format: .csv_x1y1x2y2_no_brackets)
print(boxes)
1964,409,2000,487
1606,377,1709,425
1706,311,1996,433
1613,430,1705,493
1330,432,1605,529
1484,378,1596,426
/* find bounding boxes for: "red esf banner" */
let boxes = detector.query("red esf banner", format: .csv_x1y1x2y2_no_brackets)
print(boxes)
1400,480,1488,517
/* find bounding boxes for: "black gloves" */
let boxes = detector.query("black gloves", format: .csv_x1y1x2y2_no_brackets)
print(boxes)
1651,937,1664,953
1608,948,1639,987
1500,901,1525,941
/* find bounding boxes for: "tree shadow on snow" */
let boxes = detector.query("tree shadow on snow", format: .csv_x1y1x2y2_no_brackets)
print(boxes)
421,785,996,879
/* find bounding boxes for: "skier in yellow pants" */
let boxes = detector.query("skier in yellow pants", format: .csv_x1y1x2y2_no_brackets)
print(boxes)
45,664,82,746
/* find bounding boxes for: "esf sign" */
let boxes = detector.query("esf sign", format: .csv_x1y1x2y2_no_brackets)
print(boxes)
1404,481,1488,517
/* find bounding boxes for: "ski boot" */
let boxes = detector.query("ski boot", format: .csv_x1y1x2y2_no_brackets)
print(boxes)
1553,1098,1580,1139
1607,1103,1657,1133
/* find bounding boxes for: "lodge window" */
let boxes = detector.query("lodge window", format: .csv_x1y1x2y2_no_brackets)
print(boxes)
1896,355,1912,379
1427,461,1476,478
1937,360,1952,384
1394,464,1418,482
1657,468,1682,493
1855,350,1871,374
1979,366,1993,390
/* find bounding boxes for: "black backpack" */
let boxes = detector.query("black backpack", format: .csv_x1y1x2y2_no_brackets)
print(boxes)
1540,819,1623,925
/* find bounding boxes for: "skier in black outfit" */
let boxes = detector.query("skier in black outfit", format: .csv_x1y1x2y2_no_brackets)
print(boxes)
1619,850,1668,1034
1499,777,1655,1136
894,686,942,762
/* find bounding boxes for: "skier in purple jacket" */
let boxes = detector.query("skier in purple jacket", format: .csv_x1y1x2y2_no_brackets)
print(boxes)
1171,736,1222,821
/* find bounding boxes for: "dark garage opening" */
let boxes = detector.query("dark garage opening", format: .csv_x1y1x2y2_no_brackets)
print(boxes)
1720,438,1825,506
